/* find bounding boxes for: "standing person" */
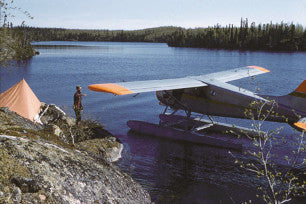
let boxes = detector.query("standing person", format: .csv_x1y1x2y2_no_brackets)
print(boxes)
73,85,87,125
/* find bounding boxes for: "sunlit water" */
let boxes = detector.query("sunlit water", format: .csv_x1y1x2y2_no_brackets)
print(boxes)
0,42,305,203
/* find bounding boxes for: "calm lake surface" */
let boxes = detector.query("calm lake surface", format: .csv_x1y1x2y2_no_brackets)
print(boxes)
0,41,305,203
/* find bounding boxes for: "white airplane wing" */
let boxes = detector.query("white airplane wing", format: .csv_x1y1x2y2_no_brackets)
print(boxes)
202,78,269,102
88,66,269,95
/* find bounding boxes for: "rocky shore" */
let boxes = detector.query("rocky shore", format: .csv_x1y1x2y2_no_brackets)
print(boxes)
0,104,151,203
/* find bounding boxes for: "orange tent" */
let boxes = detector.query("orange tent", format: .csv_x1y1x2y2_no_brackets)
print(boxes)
0,79,41,122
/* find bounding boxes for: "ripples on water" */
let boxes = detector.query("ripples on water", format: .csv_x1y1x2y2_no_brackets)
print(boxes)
0,42,305,203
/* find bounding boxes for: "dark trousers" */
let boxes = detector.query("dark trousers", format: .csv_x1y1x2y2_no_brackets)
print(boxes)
74,109,81,124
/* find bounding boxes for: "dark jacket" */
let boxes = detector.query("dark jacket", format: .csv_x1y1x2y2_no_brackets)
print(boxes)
73,91,83,110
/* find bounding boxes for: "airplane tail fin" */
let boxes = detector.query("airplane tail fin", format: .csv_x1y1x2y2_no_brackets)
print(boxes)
291,80,306,97
268,80,306,129
294,118,306,131
291,82,306,126
287,80,306,114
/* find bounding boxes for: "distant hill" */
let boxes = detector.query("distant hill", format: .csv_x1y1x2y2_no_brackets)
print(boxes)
21,26,181,43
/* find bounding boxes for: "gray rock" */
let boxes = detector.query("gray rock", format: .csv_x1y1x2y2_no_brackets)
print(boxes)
39,104,67,125
52,124,62,137
0,107,10,113
0,135,151,203
11,176,41,193
63,116,75,127
76,138,124,162
107,143,124,162
12,186,21,203
0,103,146,203
0,107,43,131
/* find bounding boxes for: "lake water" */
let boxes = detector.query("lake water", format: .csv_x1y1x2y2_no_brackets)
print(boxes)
0,41,305,203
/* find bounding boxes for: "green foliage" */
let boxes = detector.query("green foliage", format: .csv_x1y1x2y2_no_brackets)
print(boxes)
230,100,305,203
0,0,35,63
21,18,306,52
166,19,305,51
21,26,181,43
0,27,35,63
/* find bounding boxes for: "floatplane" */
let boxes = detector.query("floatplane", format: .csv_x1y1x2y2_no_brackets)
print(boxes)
88,66,306,150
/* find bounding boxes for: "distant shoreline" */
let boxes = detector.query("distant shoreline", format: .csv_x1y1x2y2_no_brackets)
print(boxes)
15,19,306,52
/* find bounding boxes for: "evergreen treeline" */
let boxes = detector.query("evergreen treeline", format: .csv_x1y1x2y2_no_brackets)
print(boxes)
18,19,306,51
20,26,180,43
0,27,35,63
167,19,306,51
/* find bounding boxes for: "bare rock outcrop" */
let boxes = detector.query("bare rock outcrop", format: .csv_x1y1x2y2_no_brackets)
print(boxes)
0,104,151,203
0,135,151,203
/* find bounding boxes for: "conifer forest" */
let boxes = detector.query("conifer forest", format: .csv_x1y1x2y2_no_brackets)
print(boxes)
17,19,306,51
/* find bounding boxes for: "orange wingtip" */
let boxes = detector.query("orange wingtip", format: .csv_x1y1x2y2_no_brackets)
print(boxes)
248,66,270,73
88,84,134,95
294,80,306,93
294,122,306,131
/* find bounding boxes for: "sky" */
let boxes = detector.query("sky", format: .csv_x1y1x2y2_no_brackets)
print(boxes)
7,0,306,30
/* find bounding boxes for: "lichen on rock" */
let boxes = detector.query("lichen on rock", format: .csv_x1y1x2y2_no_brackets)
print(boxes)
0,135,151,203
76,138,124,163
0,103,151,203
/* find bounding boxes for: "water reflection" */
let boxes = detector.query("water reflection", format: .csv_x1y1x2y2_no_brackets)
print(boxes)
123,131,264,203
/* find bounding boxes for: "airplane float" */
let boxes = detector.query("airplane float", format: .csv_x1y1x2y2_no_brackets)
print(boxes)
88,66,306,150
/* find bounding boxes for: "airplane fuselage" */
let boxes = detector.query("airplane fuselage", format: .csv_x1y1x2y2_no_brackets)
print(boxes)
156,86,304,124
